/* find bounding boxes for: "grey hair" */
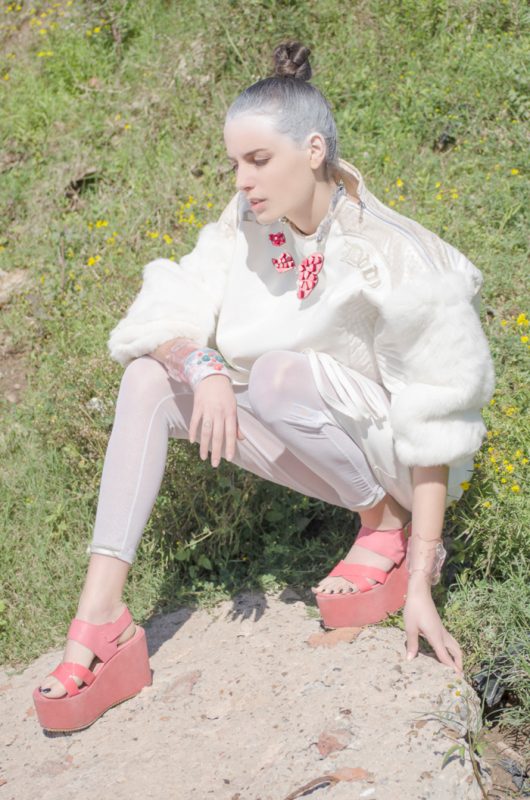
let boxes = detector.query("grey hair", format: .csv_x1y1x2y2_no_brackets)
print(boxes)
225,76,340,169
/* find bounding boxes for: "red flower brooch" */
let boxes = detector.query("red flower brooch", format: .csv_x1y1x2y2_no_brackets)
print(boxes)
269,232,324,300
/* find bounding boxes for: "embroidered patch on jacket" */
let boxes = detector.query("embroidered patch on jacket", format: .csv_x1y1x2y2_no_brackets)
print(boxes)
341,241,381,288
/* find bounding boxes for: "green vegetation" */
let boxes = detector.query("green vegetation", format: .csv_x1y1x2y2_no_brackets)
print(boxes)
0,0,528,740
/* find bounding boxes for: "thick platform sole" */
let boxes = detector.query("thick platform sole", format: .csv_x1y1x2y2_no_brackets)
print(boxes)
33,625,152,732
315,555,409,629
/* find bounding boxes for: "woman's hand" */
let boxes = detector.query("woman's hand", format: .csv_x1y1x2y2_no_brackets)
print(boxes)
189,374,245,467
403,575,463,675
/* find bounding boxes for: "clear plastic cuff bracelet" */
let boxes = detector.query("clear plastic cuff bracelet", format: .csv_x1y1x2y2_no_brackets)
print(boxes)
174,346,232,391
405,538,447,586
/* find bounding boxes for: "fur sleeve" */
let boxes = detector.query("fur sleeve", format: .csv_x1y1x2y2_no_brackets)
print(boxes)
371,255,496,468
107,193,239,367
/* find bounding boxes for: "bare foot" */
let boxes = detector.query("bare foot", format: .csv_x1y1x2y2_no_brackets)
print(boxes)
38,602,136,699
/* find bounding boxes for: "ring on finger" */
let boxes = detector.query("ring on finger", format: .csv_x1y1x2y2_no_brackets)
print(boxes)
203,419,213,430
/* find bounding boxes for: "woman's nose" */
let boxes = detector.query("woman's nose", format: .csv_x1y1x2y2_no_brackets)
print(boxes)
235,166,254,193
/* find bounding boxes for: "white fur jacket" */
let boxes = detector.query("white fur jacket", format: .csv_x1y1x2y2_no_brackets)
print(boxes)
108,158,495,470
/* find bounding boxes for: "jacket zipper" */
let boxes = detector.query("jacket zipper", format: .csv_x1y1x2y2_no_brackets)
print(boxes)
358,198,437,270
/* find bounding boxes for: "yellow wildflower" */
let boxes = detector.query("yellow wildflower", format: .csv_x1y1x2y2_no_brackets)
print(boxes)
398,194,405,201
521,336,529,344
460,481,471,491
482,501,492,508
451,192,459,199
396,178,404,188
510,168,519,175
389,200,396,207
163,234,173,244
436,193,443,201
435,181,441,188
511,485,521,493
500,319,508,326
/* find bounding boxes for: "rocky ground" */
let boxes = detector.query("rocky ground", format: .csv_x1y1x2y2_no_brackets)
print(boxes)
0,590,493,800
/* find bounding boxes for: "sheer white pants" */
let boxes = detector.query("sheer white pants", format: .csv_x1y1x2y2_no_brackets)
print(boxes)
88,350,390,564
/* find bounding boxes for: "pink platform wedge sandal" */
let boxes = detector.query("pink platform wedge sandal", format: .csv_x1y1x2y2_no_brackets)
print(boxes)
33,605,153,733
315,523,411,629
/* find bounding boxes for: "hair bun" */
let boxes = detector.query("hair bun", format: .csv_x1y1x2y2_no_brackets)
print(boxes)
273,41,312,81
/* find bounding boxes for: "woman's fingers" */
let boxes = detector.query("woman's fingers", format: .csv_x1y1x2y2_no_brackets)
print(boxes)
405,610,464,674
189,404,201,445
405,626,419,661
224,413,237,461
209,413,226,467
189,381,244,464
444,634,464,673
199,415,216,462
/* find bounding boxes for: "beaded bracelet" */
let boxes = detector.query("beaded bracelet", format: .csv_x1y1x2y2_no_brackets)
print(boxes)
180,347,232,391
405,537,447,586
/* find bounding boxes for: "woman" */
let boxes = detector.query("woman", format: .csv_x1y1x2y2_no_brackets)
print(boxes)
34,41,495,732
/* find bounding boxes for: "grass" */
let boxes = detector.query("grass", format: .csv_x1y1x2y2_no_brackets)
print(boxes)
0,0,528,741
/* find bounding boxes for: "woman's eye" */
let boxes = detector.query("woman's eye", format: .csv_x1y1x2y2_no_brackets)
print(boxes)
228,158,269,173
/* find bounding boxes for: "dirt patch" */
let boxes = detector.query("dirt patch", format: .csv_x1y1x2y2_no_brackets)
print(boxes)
0,345,28,405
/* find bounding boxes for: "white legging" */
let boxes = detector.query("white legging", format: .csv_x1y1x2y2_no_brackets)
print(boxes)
88,350,389,564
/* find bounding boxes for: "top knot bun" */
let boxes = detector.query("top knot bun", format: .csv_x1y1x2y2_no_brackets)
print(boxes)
273,41,312,81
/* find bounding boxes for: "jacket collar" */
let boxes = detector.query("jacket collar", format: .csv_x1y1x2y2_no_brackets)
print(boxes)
331,158,366,203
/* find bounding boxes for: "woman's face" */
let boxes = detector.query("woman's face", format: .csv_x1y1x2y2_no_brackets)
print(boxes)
223,113,321,225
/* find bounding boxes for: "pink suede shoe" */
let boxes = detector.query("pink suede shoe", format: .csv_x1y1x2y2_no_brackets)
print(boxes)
315,524,411,629
33,605,152,732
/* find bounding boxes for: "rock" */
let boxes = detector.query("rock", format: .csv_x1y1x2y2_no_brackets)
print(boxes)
0,591,489,799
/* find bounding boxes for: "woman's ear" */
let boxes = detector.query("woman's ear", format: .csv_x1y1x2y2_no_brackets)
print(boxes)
306,131,327,170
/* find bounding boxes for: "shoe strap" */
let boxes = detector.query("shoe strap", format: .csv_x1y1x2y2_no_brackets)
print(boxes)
327,560,390,590
49,661,96,697
354,524,409,564
67,606,133,663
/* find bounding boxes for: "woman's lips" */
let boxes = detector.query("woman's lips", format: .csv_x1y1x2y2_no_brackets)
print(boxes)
250,199,267,210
